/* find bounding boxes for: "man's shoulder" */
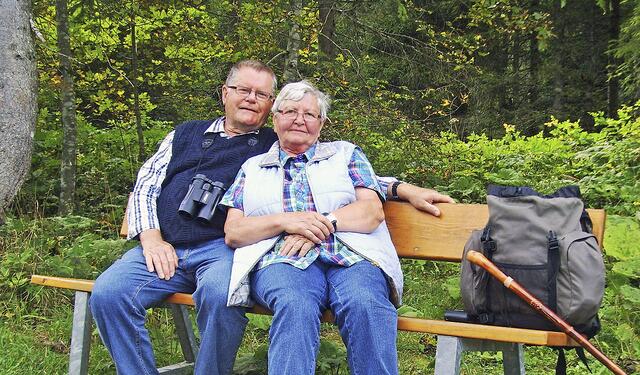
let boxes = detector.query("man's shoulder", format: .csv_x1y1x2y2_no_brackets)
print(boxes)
258,126,277,139
175,119,214,132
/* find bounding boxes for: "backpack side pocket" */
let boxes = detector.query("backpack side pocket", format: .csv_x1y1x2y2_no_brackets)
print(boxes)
557,231,605,326
461,229,486,317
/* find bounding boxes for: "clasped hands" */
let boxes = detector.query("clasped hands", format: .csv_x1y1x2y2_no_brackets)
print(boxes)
278,211,334,257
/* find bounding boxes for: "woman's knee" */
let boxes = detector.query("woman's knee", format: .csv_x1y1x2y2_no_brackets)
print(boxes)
271,291,322,320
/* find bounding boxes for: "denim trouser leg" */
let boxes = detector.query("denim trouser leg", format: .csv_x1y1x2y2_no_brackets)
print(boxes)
192,239,249,375
251,262,328,375
327,261,399,375
90,245,196,375
90,238,248,375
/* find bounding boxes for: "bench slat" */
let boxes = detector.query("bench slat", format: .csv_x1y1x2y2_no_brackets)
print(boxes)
30,275,578,347
383,202,605,261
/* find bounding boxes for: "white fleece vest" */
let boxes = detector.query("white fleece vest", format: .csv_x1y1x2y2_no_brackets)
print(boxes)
226,141,403,308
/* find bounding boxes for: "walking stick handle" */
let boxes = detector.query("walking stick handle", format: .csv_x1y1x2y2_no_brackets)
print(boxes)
466,250,627,375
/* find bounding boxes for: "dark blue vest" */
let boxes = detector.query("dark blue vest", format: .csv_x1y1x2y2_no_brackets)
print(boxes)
157,120,277,246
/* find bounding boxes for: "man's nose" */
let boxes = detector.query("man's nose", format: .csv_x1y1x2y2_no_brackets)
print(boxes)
244,90,258,102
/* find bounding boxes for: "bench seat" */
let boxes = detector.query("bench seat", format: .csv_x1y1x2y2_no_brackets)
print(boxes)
31,202,605,374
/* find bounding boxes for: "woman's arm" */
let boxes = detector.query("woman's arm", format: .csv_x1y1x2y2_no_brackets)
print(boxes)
331,187,384,233
224,208,334,249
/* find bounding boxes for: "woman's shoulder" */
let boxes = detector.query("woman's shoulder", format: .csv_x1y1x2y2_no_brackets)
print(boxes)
320,140,358,153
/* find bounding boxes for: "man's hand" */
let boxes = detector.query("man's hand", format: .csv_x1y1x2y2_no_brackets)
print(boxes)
279,234,316,257
140,229,179,280
396,183,455,217
280,212,334,243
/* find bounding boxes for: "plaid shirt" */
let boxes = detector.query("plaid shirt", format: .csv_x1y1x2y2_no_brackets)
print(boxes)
221,143,384,270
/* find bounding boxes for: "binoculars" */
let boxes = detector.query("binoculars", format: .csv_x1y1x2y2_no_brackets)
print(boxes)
178,174,226,224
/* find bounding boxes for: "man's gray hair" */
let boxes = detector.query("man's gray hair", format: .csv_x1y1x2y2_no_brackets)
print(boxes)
272,80,331,120
225,60,278,93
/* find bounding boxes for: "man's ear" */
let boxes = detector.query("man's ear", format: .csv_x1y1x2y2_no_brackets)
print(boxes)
272,113,280,133
221,85,228,104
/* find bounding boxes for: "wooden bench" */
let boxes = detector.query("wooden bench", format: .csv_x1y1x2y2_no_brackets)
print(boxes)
31,202,606,374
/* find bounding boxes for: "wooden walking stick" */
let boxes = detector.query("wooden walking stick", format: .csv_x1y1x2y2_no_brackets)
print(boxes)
466,250,627,375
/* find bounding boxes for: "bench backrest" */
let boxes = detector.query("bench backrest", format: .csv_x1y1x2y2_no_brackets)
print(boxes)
120,201,605,263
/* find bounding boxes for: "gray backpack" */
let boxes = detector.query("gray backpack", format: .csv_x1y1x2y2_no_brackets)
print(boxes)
460,185,604,337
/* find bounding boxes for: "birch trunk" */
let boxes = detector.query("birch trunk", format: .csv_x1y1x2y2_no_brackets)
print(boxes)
56,0,77,215
283,0,303,83
0,0,37,222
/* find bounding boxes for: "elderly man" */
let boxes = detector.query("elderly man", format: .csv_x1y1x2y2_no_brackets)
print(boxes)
90,60,453,375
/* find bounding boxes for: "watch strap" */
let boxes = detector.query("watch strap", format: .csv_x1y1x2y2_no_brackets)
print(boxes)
322,212,338,231
391,181,402,200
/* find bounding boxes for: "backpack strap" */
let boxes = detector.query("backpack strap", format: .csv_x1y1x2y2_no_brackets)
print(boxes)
479,226,496,324
555,348,567,375
576,348,593,373
547,230,560,313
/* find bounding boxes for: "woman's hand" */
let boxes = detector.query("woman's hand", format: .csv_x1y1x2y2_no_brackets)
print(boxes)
279,234,316,257
279,211,333,243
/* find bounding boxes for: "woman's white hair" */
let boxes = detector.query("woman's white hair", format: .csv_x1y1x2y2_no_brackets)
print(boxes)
272,80,331,120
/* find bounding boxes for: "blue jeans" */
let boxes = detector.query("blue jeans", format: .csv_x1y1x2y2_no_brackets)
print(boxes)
89,238,248,375
251,260,398,375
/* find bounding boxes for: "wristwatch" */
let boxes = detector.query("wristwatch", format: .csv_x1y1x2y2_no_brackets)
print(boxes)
323,212,338,231
391,181,402,201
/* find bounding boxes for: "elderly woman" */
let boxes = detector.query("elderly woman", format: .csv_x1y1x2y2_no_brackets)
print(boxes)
220,80,402,375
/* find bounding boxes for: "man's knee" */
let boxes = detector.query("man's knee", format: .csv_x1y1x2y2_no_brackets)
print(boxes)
193,272,230,309
90,274,129,313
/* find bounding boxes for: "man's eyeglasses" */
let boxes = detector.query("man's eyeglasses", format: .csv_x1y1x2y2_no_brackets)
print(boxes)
276,109,322,123
227,85,273,101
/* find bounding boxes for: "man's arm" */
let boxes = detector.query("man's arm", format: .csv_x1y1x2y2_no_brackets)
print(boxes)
377,177,454,217
128,131,179,280
128,131,174,239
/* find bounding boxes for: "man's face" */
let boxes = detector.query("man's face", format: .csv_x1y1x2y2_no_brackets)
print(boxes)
222,67,275,133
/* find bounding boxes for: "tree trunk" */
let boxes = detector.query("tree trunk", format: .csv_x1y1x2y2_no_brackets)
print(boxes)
319,0,337,59
0,0,37,222
283,0,303,83
56,0,77,215
528,0,540,107
551,0,565,117
131,0,145,162
607,0,621,119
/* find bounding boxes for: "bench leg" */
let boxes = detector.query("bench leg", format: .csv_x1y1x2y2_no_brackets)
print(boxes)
502,343,525,375
68,291,92,375
435,335,462,375
435,336,525,375
169,303,199,362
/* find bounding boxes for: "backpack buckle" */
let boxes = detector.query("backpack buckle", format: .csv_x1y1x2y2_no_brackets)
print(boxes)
483,239,497,254
547,231,559,252
478,313,494,324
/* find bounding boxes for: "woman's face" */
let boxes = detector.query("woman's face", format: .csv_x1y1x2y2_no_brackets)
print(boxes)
273,93,324,154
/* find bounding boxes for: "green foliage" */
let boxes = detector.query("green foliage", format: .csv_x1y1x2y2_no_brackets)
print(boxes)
5,0,639,372
0,215,126,311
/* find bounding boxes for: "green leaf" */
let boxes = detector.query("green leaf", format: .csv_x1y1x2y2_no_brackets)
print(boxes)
604,216,640,260
445,276,461,300
620,285,640,305
612,257,640,279
247,314,272,331
397,305,423,318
